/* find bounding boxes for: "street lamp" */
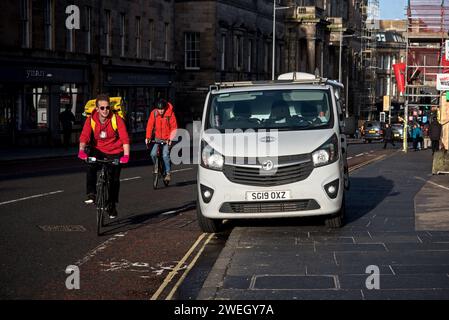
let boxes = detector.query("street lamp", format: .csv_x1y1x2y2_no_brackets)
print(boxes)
339,31,358,83
272,1,291,81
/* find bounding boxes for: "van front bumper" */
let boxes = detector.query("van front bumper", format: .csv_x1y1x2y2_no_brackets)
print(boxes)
197,162,344,220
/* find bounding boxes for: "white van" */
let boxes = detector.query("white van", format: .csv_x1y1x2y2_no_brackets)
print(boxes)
197,72,350,233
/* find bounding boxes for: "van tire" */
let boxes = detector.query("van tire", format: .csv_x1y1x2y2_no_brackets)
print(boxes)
325,195,345,228
197,200,223,233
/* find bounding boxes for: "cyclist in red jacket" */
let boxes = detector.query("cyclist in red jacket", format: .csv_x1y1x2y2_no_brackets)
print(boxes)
145,98,178,183
78,94,130,218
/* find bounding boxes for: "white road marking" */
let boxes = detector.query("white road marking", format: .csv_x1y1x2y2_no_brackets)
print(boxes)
414,176,449,191
120,176,141,182
162,210,177,216
75,232,128,267
171,168,194,173
355,153,364,157
347,157,353,160
0,190,64,206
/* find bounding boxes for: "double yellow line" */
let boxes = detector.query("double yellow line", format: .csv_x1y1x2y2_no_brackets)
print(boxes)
348,154,387,173
151,233,214,300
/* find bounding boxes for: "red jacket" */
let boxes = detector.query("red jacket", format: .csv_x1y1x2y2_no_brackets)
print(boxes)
79,111,130,155
145,102,178,141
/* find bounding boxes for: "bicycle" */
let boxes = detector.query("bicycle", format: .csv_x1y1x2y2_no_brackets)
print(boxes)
86,157,120,236
148,140,170,189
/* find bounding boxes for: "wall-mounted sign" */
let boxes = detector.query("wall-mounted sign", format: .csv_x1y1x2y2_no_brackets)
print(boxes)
437,73,449,90
383,96,390,112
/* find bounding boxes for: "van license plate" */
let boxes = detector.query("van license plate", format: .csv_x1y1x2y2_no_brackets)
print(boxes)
246,191,291,201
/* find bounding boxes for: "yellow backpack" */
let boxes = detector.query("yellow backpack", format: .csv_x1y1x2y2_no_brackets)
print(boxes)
83,97,126,131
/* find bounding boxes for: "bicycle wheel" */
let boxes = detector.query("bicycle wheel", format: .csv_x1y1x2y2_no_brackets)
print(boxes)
161,158,169,186
96,170,108,236
153,158,159,189
96,208,104,236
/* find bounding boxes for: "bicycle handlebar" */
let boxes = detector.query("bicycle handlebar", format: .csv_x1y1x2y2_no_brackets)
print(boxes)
149,140,168,145
86,157,120,165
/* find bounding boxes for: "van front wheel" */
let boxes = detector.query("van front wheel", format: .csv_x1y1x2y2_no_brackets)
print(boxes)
197,200,223,233
325,195,345,228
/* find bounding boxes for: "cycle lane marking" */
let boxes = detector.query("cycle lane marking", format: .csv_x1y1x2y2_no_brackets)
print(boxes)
0,190,64,206
75,232,128,267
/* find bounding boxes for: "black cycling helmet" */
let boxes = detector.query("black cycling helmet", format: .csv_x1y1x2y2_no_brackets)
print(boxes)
155,98,167,110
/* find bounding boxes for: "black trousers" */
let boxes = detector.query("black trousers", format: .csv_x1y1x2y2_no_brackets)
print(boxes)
413,138,419,150
86,149,122,204
432,140,440,154
383,139,395,149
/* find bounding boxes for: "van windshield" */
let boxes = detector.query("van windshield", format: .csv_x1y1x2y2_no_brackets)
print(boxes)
206,89,333,132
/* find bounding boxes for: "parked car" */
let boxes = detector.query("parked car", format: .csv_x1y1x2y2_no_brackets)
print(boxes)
391,123,404,141
362,121,384,143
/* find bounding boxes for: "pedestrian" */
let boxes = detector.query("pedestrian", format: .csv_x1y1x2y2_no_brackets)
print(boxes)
59,106,76,148
78,94,130,219
429,118,442,155
383,123,396,149
411,123,423,151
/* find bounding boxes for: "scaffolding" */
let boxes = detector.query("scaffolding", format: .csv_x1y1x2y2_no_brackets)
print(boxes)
360,0,380,120
404,0,449,150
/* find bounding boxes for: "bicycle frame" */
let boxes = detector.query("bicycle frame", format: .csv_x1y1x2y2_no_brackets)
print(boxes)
86,157,120,235
149,140,169,189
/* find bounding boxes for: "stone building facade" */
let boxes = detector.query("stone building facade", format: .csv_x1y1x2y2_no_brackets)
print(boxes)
0,0,176,146
174,0,286,122
175,0,366,120
374,20,407,121
0,0,366,146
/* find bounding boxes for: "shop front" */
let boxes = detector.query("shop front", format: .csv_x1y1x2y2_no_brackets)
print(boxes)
0,64,88,146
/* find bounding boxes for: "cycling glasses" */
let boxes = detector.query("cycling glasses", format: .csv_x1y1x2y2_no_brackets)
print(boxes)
99,106,110,111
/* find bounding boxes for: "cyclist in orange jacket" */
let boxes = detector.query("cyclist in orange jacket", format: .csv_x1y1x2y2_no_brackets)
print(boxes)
145,98,178,183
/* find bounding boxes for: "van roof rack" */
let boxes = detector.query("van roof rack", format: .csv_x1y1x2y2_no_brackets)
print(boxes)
209,72,343,92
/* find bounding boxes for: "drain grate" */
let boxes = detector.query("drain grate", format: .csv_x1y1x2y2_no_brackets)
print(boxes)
39,225,87,232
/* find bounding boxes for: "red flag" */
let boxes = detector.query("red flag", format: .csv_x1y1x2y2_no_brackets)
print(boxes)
393,63,406,94
442,51,449,74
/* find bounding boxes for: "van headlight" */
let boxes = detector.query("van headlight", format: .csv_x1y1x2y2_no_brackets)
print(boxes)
312,134,339,167
201,140,224,171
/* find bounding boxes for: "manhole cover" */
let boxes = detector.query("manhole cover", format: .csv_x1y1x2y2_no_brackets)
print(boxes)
38,225,87,232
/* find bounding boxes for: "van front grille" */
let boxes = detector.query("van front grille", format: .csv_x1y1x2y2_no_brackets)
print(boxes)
222,155,314,186
219,200,320,214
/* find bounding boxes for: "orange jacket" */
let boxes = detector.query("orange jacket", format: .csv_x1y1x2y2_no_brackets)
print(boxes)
145,102,178,141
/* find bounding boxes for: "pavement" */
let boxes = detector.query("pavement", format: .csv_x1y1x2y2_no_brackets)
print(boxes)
198,149,449,300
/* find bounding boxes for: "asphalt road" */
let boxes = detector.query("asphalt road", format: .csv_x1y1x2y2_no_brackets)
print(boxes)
0,142,393,299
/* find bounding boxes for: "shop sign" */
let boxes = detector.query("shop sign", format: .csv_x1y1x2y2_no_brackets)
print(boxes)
437,73,449,90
